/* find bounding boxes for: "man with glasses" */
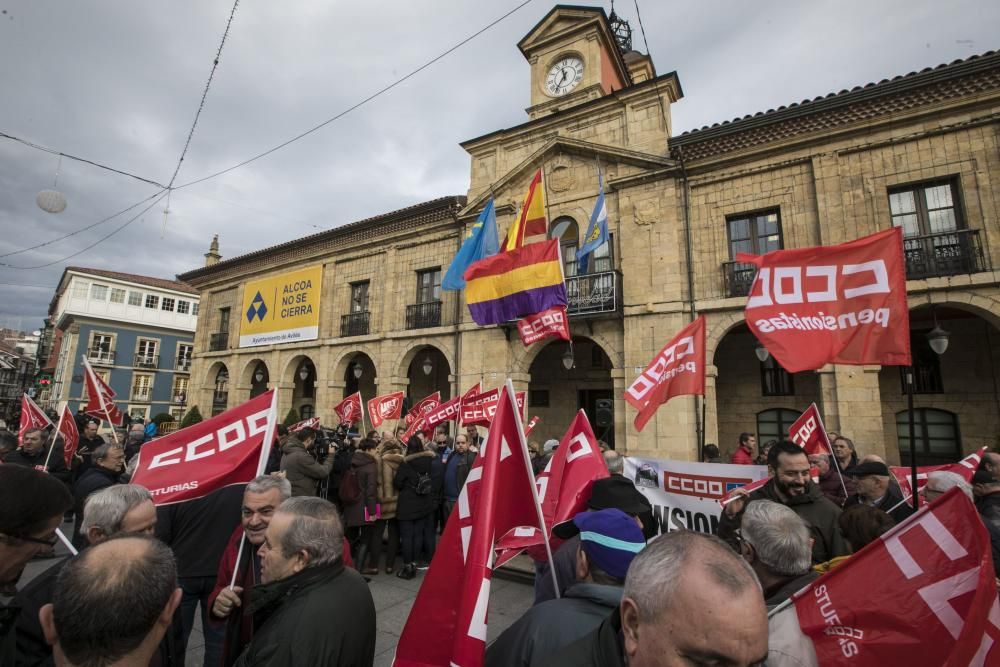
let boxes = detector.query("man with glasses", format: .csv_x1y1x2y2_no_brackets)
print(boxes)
0,465,73,664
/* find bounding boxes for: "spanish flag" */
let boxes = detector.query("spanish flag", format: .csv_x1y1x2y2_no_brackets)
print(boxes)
504,169,548,250
463,239,567,326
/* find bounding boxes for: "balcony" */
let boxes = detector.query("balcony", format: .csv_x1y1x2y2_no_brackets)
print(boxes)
87,349,116,365
721,261,757,299
172,392,187,404
176,358,192,372
130,387,151,402
406,301,442,329
341,311,370,337
566,271,620,316
134,354,159,370
209,332,228,352
213,390,229,407
903,229,988,280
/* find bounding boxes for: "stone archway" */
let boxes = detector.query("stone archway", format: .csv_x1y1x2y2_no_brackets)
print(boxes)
206,361,229,416
240,358,270,399
281,354,317,423
404,345,452,408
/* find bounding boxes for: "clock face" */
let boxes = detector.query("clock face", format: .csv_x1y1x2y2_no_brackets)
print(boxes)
545,56,584,96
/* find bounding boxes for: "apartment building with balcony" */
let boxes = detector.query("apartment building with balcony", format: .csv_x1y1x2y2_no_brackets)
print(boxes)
45,267,199,423
179,7,1000,463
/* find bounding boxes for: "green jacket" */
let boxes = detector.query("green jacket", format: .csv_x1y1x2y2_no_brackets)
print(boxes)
279,437,333,497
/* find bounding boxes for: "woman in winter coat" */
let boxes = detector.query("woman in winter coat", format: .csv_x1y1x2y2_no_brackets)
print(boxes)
342,438,379,574
373,438,405,574
393,436,438,579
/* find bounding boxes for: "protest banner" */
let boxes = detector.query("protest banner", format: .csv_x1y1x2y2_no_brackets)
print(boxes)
131,390,278,505
623,457,768,534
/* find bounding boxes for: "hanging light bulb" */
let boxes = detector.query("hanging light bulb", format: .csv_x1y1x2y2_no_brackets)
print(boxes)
562,344,575,371
37,155,67,213
926,309,950,356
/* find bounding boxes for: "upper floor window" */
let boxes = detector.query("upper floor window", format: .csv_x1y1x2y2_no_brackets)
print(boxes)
110,288,126,304
192,302,200,316
144,294,159,309
416,269,441,304
889,179,962,237
896,408,961,466
553,217,580,278
161,297,175,312
757,408,799,443
127,291,143,306
177,300,190,314
176,344,193,370
218,307,231,332
91,284,108,301
727,210,782,259
71,282,90,299
350,281,370,313
760,357,794,396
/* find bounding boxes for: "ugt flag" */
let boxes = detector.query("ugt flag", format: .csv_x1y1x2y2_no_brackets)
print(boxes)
739,227,911,373
443,198,499,291
785,488,999,665
368,391,404,429
333,392,363,425
576,172,609,274
131,390,278,505
19,393,53,443
394,383,542,667
626,316,706,432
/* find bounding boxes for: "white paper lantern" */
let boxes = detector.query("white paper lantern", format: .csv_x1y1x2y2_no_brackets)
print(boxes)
36,189,67,213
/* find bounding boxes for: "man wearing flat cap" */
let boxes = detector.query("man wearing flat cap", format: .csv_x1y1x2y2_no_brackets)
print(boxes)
486,509,645,667
843,460,914,524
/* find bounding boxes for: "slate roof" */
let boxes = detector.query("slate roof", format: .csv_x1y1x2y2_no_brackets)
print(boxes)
63,267,198,295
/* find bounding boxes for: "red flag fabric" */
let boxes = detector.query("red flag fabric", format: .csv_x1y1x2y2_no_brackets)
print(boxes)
288,417,320,433
494,410,608,566
523,415,540,437
367,391,404,429
738,227,911,373
625,316,706,432
426,383,485,431
401,414,430,444
81,357,124,426
891,448,986,506
19,394,53,442
131,391,277,505
333,392,363,425
791,488,999,665
57,405,79,469
788,403,833,456
404,392,441,426
516,306,571,347
394,385,541,667
460,388,525,427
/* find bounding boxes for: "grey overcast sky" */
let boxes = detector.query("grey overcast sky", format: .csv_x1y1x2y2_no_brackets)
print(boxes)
0,0,997,330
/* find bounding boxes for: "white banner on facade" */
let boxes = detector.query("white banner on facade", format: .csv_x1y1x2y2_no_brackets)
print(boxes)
624,457,769,535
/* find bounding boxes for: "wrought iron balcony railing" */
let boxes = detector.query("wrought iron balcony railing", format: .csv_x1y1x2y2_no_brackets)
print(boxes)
340,311,370,337
903,229,988,280
406,301,442,329
566,271,620,316
133,354,159,369
87,349,116,365
721,261,757,299
176,358,192,372
209,332,228,352
130,388,151,402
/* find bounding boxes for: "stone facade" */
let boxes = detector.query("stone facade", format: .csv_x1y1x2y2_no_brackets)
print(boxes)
179,7,1000,465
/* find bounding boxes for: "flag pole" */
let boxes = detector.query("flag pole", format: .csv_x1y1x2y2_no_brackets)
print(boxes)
229,533,248,589
815,407,849,500
42,408,65,472
82,355,120,447
504,378,560,599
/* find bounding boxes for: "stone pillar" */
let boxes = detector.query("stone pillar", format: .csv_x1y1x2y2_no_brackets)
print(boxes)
704,364,719,450
610,368,627,454
818,365,887,460
274,382,295,422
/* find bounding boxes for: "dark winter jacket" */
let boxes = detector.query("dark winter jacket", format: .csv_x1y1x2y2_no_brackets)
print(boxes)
71,465,121,548
533,535,580,604
844,482,914,525
829,453,858,497
3,447,70,483
155,485,244,578
816,465,848,507
233,562,375,667
394,450,437,521
977,492,1000,578
13,557,67,666
539,607,625,667
487,583,622,667
455,450,477,493
279,436,333,497
342,450,379,528
717,479,850,564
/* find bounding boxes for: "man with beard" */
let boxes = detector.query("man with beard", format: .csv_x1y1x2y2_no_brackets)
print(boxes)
719,441,848,564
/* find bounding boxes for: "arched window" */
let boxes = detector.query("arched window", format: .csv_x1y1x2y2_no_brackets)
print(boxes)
551,217,580,277
896,408,961,466
756,408,800,443
300,404,314,420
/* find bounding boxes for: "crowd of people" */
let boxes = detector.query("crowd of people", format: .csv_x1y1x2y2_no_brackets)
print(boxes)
1,411,998,666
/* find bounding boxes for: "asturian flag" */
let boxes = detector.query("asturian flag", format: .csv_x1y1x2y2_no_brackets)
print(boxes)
443,198,500,291
576,172,609,274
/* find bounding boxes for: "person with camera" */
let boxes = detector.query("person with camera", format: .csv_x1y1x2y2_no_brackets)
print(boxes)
394,434,439,579
279,427,333,497
342,438,380,574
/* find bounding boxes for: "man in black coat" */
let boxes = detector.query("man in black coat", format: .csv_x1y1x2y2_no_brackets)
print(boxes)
3,429,70,483
70,444,126,549
75,420,106,476
843,460,914,525
234,497,375,666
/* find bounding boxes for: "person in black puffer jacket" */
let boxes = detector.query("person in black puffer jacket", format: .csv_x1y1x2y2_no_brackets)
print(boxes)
394,436,438,579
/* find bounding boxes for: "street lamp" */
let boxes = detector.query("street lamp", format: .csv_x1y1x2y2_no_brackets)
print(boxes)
562,344,575,371
298,364,310,382
421,357,433,376
254,367,264,383
352,362,363,380
906,311,951,510
754,340,770,363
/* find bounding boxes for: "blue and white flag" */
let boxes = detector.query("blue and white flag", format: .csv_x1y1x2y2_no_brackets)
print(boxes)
576,174,609,274
443,198,499,291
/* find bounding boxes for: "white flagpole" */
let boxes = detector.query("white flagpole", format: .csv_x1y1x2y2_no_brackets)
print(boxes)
56,528,79,556
504,378,560,599
82,355,120,446
357,392,367,436
42,408,65,472
229,533,248,589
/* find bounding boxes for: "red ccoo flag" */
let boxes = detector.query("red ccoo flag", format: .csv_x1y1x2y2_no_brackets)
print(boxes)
57,404,79,469
81,356,125,427
289,417,320,433
460,387,525,427
890,447,986,507
333,392,363,425
494,410,608,566
367,391,404,429
404,392,441,426
394,384,544,667
19,393,53,443
739,227,911,373
131,390,278,505
516,305,570,347
626,316,706,432
788,403,833,456
781,488,999,665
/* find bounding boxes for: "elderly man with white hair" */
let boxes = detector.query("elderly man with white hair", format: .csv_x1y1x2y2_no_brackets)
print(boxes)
739,500,820,608
844,460,914,524
924,470,973,503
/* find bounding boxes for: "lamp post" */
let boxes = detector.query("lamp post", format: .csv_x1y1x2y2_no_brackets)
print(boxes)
254,368,264,383
421,357,433,376
906,315,950,510
352,362,363,380
562,343,575,371
298,364,310,382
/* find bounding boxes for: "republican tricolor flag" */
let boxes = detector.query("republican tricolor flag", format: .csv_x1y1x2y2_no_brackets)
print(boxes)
464,239,567,327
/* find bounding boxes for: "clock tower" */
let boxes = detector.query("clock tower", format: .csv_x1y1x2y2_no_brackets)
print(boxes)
518,5,655,119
